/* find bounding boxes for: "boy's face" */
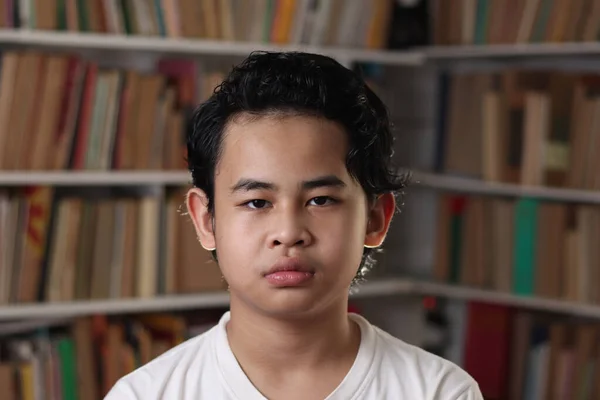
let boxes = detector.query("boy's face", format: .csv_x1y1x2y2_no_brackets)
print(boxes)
187,114,395,318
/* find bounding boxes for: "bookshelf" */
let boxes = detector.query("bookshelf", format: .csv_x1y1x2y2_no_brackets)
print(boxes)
9,29,600,66
0,171,191,186
0,290,231,321
0,43,600,316
5,169,600,204
425,42,600,60
6,277,600,323
0,29,425,66
412,171,600,205
406,280,600,321
0,279,412,321
4,1,600,398
9,30,600,65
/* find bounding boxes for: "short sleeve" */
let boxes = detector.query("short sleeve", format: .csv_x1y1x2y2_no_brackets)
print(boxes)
453,383,484,400
104,381,141,400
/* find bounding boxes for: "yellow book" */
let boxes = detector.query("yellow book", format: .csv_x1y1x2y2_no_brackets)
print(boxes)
20,363,34,400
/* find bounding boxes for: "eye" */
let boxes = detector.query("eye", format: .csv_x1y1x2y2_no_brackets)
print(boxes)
308,196,335,206
245,199,270,209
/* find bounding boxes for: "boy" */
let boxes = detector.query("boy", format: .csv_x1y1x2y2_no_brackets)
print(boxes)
106,51,482,399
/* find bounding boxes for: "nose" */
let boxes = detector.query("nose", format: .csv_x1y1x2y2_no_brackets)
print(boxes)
268,208,312,249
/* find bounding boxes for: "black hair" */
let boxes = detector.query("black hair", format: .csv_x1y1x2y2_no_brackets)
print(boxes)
187,51,410,281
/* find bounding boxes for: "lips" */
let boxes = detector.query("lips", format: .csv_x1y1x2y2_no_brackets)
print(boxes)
264,258,315,287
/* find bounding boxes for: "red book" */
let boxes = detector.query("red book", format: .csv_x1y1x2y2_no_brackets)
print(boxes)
463,302,513,399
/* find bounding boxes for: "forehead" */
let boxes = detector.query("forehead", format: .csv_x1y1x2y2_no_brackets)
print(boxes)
216,114,350,181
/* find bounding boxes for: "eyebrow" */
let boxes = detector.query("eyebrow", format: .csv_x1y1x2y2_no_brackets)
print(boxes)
301,175,346,190
230,175,346,193
230,179,276,193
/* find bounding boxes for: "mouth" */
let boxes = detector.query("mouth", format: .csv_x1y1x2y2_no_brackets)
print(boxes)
263,258,315,287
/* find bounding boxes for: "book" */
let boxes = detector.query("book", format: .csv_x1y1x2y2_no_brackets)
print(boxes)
432,194,600,305
0,0,403,49
432,0,600,45
0,189,226,305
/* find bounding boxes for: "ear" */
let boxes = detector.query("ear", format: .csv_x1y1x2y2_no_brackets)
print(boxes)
364,193,396,248
186,188,216,251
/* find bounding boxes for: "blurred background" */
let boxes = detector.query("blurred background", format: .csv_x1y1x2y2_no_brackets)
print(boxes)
0,0,597,398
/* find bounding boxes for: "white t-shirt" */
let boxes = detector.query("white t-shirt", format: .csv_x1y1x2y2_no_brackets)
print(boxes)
105,312,482,400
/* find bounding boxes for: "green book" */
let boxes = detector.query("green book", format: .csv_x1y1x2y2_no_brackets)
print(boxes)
153,0,166,37
263,0,274,43
57,338,78,400
121,0,133,35
85,74,109,169
512,198,539,296
56,0,67,31
449,198,466,284
473,0,490,45
530,0,554,43
577,360,595,400
76,0,89,32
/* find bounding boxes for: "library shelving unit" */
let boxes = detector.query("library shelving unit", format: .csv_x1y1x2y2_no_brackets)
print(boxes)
3,30,600,326
6,1,600,396
0,30,432,347
4,277,600,323
2,167,600,325
7,29,600,63
0,279,413,322
425,41,600,60
5,169,600,205
7,31,600,400
0,171,191,186
0,29,425,65
412,171,600,205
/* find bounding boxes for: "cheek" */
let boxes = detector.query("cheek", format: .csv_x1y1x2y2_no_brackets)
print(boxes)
314,205,368,268
212,208,262,274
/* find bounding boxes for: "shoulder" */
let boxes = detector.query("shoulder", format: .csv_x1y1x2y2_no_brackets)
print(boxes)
355,315,482,400
104,326,217,400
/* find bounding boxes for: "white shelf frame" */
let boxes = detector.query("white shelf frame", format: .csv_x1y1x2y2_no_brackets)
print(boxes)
2,170,600,204
408,280,600,320
0,279,412,321
423,41,600,59
412,171,600,204
2,278,600,322
0,29,424,66
0,291,231,321
0,171,191,186
2,30,600,64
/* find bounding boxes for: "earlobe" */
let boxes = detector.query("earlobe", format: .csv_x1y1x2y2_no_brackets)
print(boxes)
364,193,396,249
186,188,217,251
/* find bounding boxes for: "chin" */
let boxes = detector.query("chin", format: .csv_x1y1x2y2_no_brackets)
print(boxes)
267,291,326,316
236,286,335,319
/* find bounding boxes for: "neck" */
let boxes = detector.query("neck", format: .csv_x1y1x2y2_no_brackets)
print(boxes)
226,293,360,373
